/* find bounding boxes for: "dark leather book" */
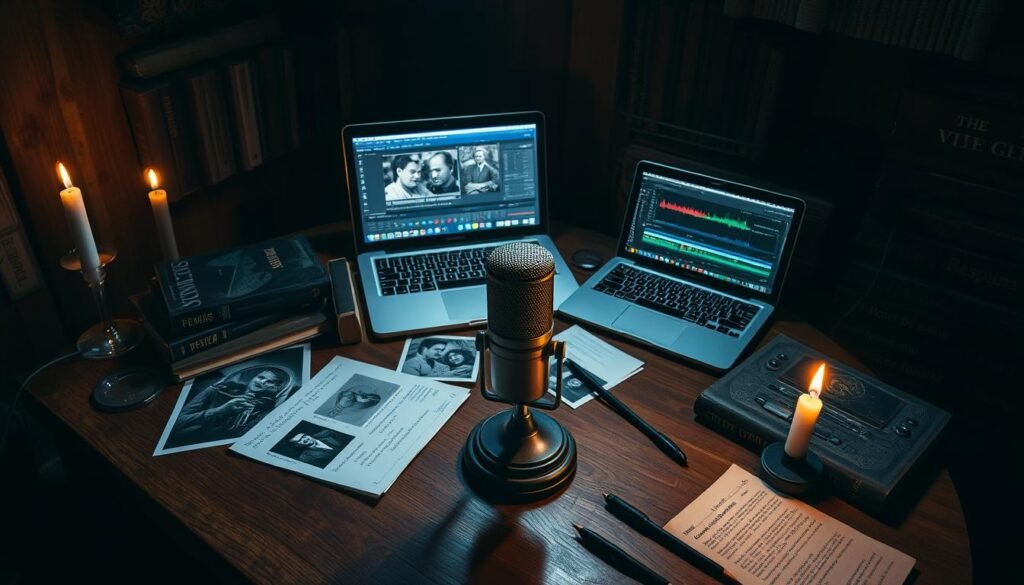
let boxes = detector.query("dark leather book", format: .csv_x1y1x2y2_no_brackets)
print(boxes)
153,235,330,336
119,16,281,78
256,44,301,158
182,66,237,185
130,290,286,361
693,334,950,519
120,77,202,199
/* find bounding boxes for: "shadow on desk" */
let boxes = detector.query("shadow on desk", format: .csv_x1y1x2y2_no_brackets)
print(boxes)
0,416,247,585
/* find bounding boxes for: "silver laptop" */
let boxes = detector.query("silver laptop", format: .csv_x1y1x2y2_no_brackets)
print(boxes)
558,161,805,371
341,112,578,338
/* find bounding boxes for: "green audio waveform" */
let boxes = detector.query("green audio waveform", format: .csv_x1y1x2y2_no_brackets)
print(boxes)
642,234,769,277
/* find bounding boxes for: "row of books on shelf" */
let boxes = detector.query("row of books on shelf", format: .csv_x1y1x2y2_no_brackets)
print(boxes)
119,16,302,200
621,0,786,160
131,234,330,381
725,0,997,61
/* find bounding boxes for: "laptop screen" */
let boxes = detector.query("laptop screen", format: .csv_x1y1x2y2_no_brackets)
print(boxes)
349,123,543,245
623,170,799,297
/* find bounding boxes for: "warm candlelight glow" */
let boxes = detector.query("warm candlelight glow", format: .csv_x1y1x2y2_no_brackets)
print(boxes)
809,363,827,399
57,162,73,189
147,168,160,190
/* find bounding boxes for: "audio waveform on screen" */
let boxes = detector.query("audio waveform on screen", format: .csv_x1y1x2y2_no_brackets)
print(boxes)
658,200,750,231
642,232,770,278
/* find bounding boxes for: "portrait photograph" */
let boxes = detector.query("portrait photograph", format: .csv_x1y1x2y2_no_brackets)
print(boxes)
313,372,398,427
269,420,354,470
397,335,479,383
457,144,501,194
382,150,462,203
154,344,311,455
547,357,606,408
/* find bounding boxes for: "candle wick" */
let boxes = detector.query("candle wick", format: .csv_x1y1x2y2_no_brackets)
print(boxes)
809,389,820,399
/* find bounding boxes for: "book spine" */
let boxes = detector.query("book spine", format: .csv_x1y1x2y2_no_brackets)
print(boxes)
120,81,183,197
225,58,264,171
157,81,202,198
168,312,281,360
694,394,886,515
184,68,237,185
164,279,330,336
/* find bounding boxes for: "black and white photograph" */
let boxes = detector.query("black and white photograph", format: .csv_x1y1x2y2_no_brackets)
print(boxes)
547,357,606,408
312,372,398,427
269,420,354,470
154,344,311,455
397,335,479,382
457,144,500,194
382,150,461,202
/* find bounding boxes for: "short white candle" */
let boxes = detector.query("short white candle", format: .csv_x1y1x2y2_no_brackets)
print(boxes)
57,162,102,283
784,362,827,459
146,168,179,260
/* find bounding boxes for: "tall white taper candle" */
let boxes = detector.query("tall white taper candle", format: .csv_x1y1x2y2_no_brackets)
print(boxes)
57,162,102,283
146,168,179,260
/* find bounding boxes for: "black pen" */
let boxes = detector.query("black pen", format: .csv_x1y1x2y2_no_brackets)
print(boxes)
603,493,739,584
573,524,672,585
565,359,687,466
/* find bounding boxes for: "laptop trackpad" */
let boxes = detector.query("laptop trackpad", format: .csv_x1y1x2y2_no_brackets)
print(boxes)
443,288,486,322
612,306,686,347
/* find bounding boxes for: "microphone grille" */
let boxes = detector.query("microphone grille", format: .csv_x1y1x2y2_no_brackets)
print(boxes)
486,242,554,281
485,243,554,341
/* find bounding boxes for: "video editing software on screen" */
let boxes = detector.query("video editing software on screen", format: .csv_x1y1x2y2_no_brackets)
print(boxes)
624,172,797,295
352,124,542,243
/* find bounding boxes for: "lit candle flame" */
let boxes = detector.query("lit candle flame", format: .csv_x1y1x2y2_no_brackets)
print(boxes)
57,162,73,189
146,168,160,190
809,362,827,399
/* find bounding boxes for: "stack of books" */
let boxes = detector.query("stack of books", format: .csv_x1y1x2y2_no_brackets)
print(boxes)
131,234,330,381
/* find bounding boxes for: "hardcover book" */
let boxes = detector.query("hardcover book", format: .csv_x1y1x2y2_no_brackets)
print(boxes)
154,235,330,336
693,334,950,518
130,290,290,361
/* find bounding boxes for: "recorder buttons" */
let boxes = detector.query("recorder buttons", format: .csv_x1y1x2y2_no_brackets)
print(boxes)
766,358,782,371
895,424,912,438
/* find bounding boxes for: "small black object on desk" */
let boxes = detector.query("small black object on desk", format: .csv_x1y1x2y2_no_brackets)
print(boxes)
565,359,687,466
603,493,739,584
759,441,824,498
571,249,603,271
573,524,671,585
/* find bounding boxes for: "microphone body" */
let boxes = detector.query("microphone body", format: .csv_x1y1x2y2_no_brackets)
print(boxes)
481,242,558,406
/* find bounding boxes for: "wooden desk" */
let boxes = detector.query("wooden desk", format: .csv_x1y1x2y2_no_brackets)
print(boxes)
27,224,971,584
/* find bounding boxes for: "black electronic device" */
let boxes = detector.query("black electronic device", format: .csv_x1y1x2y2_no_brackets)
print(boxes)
694,334,950,518
571,249,603,271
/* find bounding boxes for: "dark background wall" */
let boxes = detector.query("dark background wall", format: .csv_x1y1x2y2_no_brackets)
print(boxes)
0,0,1018,582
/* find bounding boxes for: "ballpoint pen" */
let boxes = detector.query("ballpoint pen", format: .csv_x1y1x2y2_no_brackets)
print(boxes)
564,358,687,466
573,523,672,585
603,493,740,584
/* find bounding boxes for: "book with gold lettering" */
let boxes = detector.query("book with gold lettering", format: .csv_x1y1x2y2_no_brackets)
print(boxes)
154,235,329,336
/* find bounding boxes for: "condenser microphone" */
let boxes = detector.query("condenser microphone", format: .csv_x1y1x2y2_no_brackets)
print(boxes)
461,242,577,502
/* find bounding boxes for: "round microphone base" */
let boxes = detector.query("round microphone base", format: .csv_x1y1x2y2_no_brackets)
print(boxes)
462,406,576,503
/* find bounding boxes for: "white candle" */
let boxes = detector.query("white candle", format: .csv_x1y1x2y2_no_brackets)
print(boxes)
57,162,102,283
784,362,827,459
146,168,179,260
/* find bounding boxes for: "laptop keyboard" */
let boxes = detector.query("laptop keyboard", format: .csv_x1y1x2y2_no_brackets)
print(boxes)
375,243,537,296
593,264,760,337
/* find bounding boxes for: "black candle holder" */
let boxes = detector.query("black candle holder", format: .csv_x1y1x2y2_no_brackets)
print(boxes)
759,441,824,498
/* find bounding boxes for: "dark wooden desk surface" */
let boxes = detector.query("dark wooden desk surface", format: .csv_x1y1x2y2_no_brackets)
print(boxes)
27,223,971,584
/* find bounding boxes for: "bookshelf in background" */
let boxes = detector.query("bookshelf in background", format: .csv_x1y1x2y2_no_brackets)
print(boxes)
826,88,1022,425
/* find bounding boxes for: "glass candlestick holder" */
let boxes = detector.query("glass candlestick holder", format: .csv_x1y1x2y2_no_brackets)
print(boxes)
61,245,144,359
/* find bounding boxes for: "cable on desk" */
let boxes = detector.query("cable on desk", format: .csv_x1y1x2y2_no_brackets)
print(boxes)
0,350,80,457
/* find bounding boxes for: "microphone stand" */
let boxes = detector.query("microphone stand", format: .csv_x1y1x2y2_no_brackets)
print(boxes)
461,330,577,503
